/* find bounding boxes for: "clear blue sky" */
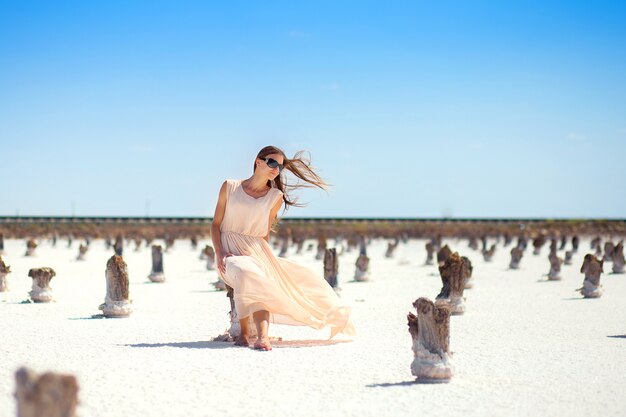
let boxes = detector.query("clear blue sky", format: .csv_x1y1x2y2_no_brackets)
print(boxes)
1,1,624,218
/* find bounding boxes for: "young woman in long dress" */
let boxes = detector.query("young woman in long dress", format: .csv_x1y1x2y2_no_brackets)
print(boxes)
211,145,355,351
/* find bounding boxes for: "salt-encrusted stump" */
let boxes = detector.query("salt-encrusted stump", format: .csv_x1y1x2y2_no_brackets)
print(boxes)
579,254,603,298
547,253,563,281
27,267,55,302
504,233,512,246
113,235,123,256
436,252,468,315
590,237,601,250
205,245,216,270
462,256,474,289
437,245,452,267
66,235,73,248
559,235,567,250
482,244,496,262
190,236,198,250
564,250,574,265
51,234,57,247
480,235,488,252
532,236,546,255
510,247,524,269
316,237,327,261
99,255,132,317
0,256,11,292
15,367,79,417
603,242,615,262
594,243,603,259
549,239,558,257
0,233,4,255
148,245,166,282
612,241,625,274
165,236,175,253
76,244,88,261
278,236,289,258
25,240,37,257
468,237,479,251
425,242,435,265
385,240,399,258
324,248,339,289
354,249,370,282
213,285,259,341
407,297,453,381
134,238,142,252
517,236,528,251
572,236,580,252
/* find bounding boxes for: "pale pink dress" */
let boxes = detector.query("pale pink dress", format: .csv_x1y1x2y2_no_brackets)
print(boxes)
218,179,356,338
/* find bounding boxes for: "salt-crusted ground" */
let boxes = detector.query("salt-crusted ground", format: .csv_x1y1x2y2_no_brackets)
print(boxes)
0,236,624,417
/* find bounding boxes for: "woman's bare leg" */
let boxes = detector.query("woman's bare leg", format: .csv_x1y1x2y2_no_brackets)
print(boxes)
234,316,250,347
253,310,272,351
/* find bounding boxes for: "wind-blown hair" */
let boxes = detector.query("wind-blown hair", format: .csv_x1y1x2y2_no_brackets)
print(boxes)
254,145,329,211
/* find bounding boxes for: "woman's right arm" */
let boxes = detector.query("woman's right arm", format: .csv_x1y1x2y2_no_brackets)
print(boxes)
211,181,232,275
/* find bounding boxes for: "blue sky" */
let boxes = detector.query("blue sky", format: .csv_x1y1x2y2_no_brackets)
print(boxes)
1,1,625,218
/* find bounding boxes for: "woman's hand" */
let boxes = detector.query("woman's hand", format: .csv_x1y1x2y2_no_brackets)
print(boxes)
217,251,234,275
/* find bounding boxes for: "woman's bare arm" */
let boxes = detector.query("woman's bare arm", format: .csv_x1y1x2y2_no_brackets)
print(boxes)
211,181,231,274
264,194,283,242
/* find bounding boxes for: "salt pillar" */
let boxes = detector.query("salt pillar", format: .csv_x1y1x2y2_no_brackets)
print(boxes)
578,254,603,298
15,367,79,417
148,245,165,282
324,248,339,289
27,267,55,302
436,252,468,315
0,256,11,292
99,255,132,317
407,297,453,381
509,247,523,269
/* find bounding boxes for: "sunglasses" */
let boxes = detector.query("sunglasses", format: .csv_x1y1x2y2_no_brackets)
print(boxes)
260,157,284,172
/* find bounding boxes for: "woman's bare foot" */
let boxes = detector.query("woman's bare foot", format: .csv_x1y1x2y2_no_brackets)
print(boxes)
234,334,249,347
253,337,272,351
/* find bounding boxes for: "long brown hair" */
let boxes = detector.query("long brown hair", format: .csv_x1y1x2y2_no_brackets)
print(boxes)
254,145,329,211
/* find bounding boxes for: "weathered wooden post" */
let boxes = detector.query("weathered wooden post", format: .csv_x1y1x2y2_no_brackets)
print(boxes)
278,236,289,258
510,247,523,269
27,267,55,302
385,239,399,258
436,245,452,268
547,253,563,280
482,244,496,262
468,236,479,251
25,240,37,257
0,233,5,255
590,237,601,250
354,241,370,282
0,256,11,292
532,235,546,255
425,242,435,265
572,235,580,252
113,235,123,256
559,235,567,250
15,367,79,417
205,245,216,270
316,236,327,261
407,297,453,381
612,241,625,274
603,241,615,262
148,245,165,282
436,252,468,315
564,250,574,265
76,244,88,261
99,255,132,317
578,254,603,298
324,248,339,289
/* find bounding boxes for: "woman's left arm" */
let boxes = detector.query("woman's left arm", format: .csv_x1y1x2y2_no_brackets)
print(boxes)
264,194,283,242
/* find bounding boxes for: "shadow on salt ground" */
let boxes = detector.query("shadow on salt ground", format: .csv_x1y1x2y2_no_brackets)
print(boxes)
124,341,232,349
607,335,626,339
366,379,449,387
272,339,353,349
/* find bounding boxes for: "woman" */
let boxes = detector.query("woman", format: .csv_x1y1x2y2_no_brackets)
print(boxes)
211,145,355,351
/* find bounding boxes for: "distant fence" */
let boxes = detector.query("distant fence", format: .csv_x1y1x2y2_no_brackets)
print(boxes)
0,216,624,225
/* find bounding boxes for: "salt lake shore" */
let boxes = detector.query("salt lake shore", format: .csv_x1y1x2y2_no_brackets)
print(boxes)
0,237,624,417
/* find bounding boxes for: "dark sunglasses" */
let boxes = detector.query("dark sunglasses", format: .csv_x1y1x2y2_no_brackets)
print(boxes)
260,157,284,172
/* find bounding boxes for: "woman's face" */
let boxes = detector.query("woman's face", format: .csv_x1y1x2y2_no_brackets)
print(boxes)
257,153,284,179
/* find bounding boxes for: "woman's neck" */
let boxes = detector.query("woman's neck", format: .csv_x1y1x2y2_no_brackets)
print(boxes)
244,174,270,191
